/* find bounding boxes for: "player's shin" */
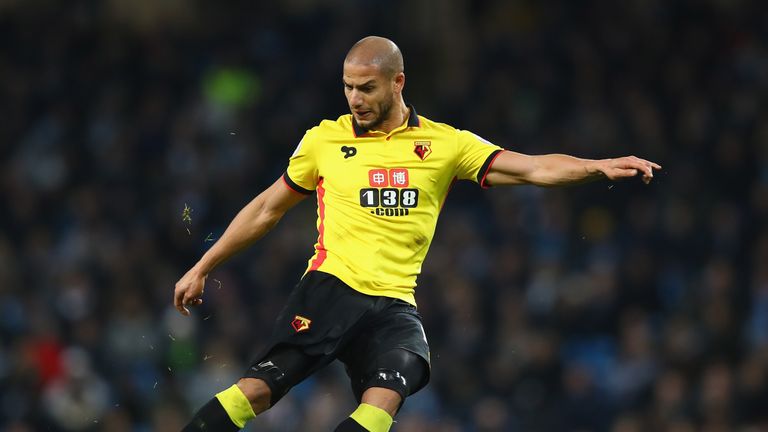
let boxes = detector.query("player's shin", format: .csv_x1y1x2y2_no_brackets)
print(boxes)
334,403,394,432
182,385,256,431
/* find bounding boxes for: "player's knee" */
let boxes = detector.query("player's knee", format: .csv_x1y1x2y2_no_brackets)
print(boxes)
243,355,295,407
356,349,429,410
361,369,410,410
236,377,272,415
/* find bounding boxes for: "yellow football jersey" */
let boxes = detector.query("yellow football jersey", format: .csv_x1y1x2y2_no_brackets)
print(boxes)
283,106,503,306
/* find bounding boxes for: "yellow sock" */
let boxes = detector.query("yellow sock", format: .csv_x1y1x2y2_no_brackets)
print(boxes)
349,403,393,432
214,385,256,428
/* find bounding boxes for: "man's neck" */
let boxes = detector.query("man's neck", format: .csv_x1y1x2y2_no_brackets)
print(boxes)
376,101,409,134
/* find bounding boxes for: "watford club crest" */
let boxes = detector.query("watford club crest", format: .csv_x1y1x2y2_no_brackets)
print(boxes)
414,141,432,160
291,315,312,332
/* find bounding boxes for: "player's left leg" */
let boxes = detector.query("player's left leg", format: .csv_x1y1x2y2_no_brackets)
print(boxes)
335,348,429,432
183,345,329,431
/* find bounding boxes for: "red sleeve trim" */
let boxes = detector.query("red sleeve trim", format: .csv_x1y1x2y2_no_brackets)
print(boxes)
478,149,504,189
282,172,314,195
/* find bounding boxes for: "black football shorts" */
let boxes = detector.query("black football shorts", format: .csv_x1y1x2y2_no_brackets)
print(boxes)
242,270,431,405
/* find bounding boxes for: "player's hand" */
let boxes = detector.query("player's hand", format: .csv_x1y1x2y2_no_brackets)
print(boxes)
598,156,661,184
174,268,207,316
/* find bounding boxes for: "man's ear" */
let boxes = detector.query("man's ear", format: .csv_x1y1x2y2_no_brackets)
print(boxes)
393,72,405,94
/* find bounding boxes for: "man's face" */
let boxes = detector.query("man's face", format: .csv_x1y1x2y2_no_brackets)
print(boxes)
343,62,397,131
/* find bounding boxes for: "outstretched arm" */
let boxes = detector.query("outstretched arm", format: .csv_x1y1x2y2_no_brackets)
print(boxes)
173,177,307,315
484,151,661,187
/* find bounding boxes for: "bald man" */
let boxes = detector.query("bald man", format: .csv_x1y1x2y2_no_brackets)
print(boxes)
176,36,661,431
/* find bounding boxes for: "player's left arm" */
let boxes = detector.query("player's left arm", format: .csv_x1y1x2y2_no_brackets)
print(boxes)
484,150,662,187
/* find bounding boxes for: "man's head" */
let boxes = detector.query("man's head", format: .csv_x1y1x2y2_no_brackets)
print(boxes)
343,36,405,131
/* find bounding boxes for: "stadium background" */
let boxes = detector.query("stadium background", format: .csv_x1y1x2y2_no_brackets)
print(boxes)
1,0,766,430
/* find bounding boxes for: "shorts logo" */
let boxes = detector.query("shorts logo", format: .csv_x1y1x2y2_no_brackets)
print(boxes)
291,315,312,332
414,141,432,160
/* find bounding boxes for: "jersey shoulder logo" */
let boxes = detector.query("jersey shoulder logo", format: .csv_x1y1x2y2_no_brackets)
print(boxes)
414,141,432,160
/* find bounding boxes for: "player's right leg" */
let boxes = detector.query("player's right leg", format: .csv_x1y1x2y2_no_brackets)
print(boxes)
183,271,358,430
182,378,269,431
182,345,329,431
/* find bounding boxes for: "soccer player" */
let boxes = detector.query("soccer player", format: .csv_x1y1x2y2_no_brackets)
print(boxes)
174,36,660,432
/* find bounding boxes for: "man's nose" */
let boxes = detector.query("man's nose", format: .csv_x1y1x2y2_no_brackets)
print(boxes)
348,90,363,107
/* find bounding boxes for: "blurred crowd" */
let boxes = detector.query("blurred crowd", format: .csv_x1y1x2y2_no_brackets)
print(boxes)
1,0,767,431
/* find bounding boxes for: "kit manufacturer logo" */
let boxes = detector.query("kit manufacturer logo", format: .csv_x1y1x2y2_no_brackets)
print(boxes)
341,146,357,159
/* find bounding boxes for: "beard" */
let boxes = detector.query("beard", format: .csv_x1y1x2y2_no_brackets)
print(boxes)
359,97,393,131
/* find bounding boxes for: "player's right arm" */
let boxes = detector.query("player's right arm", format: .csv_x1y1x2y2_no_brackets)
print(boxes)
174,177,307,316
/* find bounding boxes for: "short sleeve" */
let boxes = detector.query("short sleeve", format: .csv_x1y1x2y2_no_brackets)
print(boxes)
283,132,319,195
455,130,504,188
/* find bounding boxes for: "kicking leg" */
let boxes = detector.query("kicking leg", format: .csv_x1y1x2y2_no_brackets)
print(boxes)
182,379,268,431
336,349,429,432
183,345,328,431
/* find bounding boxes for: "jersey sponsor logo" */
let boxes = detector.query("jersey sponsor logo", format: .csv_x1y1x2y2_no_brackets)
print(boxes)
362,169,419,217
369,207,411,216
368,168,409,188
291,315,312,332
341,145,357,159
414,141,432,160
389,168,409,187
369,169,389,187
360,188,418,209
